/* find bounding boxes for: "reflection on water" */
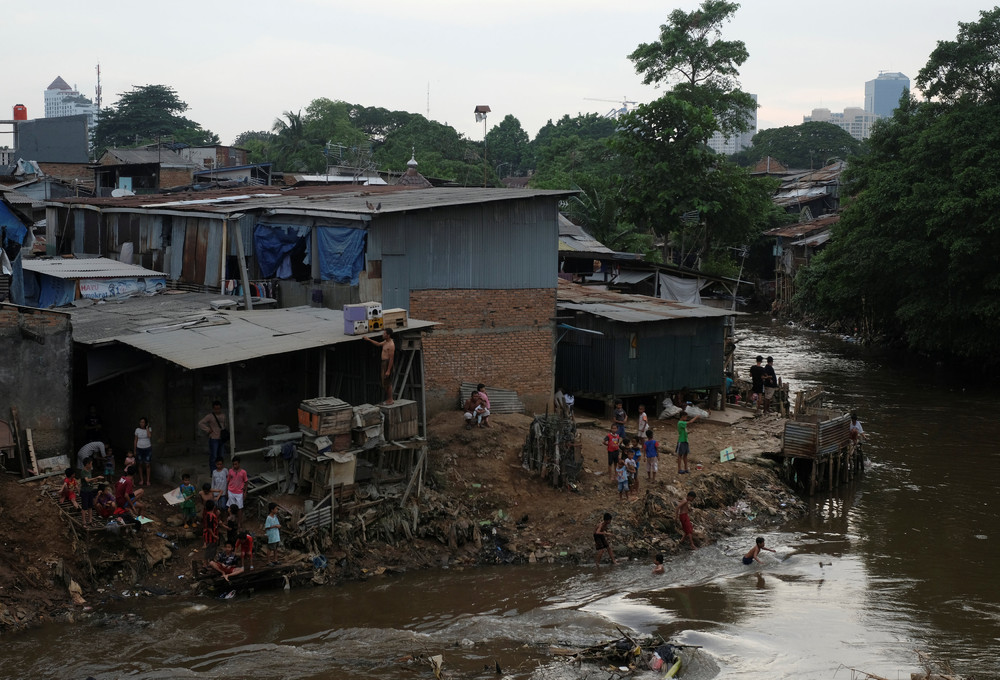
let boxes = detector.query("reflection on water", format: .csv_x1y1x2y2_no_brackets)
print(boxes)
6,317,1000,679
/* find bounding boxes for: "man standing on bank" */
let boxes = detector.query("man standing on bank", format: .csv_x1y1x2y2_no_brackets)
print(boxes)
749,356,765,415
763,356,778,414
364,328,396,405
199,401,228,473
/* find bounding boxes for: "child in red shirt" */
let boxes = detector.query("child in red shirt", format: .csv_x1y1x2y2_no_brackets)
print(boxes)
60,468,81,509
202,499,220,566
235,530,254,570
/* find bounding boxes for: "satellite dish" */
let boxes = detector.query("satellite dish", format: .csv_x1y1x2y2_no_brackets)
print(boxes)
111,188,135,197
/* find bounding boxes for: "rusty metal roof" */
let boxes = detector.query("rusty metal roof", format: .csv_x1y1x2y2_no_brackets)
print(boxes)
556,279,735,322
764,214,839,238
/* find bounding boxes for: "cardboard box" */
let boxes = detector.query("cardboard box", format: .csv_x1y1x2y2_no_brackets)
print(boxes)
382,308,407,329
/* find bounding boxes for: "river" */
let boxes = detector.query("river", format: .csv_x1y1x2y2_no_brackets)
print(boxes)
6,317,1000,679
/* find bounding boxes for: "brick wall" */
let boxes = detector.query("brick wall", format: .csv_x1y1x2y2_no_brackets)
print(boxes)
37,162,93,182
160,168,194,189
410,288,555,414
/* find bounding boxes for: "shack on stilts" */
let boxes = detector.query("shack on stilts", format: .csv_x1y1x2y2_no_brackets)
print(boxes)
777,410,863,495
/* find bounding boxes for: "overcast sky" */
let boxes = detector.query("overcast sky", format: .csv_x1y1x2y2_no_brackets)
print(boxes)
4,1,992,148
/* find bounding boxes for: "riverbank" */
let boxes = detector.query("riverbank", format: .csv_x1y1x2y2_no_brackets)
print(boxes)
0,408,802,635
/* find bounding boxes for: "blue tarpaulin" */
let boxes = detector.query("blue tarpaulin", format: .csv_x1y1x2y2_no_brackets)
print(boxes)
254,224,310,278
316,226,366,285
254,223,366,284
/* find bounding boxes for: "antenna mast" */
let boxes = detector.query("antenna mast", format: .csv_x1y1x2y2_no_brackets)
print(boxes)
95,62,102,111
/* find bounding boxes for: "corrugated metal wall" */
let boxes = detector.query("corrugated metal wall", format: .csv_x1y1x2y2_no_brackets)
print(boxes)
369,198,559,310
556,314,725,397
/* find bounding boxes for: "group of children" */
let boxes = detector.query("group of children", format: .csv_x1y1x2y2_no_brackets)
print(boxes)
603,404,702,502
60,460,146,527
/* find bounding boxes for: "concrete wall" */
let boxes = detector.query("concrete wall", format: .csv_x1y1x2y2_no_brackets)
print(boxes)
410,288,555,414
0,305,73,457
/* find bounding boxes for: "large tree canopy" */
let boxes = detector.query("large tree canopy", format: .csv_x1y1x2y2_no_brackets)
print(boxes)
732,121,866,168
796,8,1000,361
93,85,218,152
629,0,755,136
916,7,1000,104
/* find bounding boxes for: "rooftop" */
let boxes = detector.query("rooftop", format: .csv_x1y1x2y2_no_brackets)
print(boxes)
21,256,165,280
65,291,435,369
556,280,736,323
44,185,576,217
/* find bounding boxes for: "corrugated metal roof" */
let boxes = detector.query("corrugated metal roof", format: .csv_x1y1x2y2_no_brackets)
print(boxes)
101,149,200,168
558,215,615,253
21,256,165,280
65,292,434,368
45,185,576,217
764,215,839,238
792,231,831,247
557,280,735,322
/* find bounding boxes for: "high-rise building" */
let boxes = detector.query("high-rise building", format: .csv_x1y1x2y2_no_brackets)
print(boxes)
707,93,757,155
864,72,909,117
803,107,881,142
44,76,98,128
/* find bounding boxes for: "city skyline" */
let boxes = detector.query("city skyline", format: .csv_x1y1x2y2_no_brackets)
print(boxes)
3,1,989,146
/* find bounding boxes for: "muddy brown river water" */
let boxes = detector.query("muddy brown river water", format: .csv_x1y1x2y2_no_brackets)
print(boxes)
5,318,1000,679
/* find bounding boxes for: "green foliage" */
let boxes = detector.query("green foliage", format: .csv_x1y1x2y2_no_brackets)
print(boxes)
795,89,1000,359
563,175,659,260
916,7,1000,104
93,84,219,153
485,114,530,175
628,0,755,136
271,110,325,173
731,121,866,168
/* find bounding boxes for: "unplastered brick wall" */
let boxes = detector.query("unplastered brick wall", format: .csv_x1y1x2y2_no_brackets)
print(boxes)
410,288,555,414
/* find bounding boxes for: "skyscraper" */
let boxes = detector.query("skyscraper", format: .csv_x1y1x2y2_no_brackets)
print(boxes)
707,93,757,155
44,76,98,128
864,72,909,117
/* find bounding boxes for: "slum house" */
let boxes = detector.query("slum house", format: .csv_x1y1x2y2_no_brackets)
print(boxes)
772,161,845,221
555,280,735,414
42,184,574,414
60,291,434,486
764,214,840,314
94,148,201,196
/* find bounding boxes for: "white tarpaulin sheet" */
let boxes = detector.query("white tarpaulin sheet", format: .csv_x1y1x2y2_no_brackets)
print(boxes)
657,273,703,306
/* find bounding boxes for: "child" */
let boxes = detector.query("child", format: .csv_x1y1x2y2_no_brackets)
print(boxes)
603,427,622,480
197,482,214,510
209,542,243,582
637,404,649,441
652,553,665,575
631,446,642,492
235,530,254,570
677,491,697,550
623,447,638,498
594,512,616,566
264,502,282,564
123,449,137,474
676,412,699,475
202,499,220,565
79,457,103,526
225,504,240,547
564,392,575,418
644,429,659,482
95,484,116,519
615,459,630,501
742,537,776,565
60,468,81,510
211,458,229,511
101,445,115,480
179,474,197,528
115,466,144,517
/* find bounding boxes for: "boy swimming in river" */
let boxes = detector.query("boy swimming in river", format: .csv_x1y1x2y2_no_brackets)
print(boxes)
652,553,664,574
742,536,776,565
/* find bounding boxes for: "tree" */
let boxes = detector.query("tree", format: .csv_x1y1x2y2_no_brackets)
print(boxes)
563,175,659,259
731,121,866,168
796,9,1000,360
485,114,529,176
271,110,325,173
526,114,620,188
93,85,218,152
628,0,755,136
916,7,1000,104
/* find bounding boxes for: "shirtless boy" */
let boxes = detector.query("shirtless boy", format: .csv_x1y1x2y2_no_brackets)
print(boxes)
364,328,396,404
743,536,776,565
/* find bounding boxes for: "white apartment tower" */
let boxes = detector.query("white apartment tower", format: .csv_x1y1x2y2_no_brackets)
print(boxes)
707,94,758,155
44,76,98,128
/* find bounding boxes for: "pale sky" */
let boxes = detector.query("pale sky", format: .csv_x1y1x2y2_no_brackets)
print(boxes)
4,1,991,149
